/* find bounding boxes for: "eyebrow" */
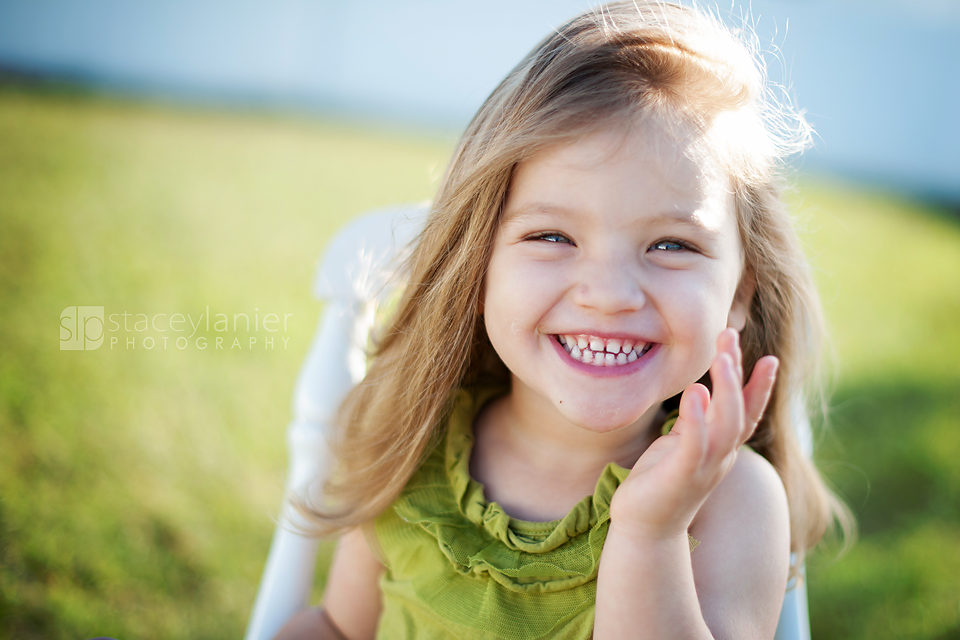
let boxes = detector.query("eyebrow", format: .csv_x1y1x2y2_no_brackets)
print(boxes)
501,202,570,223
502,202,716,231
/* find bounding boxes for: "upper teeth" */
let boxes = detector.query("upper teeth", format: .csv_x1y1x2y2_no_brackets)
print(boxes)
557,334,646,366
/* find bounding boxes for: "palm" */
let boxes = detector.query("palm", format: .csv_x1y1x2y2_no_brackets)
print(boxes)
610,395,719,535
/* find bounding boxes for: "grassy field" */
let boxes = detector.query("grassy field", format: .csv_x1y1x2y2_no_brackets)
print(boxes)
0,86,958,639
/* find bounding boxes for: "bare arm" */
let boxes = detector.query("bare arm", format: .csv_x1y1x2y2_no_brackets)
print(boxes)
597,450,790,639
690,450,791,638
270,608,348,640
595,330,789,639
272,527,385,640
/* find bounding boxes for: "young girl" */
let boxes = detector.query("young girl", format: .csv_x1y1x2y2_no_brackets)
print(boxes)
277,2,850,638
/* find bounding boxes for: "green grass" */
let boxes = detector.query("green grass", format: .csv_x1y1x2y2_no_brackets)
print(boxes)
0,86,453,639
792,182,960,639
1,86,958,639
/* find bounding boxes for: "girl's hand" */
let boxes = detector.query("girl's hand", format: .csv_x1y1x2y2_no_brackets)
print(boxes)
609,328,779,541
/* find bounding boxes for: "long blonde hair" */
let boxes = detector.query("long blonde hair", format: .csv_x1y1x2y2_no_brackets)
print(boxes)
300,0,853,565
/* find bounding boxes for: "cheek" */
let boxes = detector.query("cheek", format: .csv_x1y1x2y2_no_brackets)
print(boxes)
482,267,530,348
663,269,735,321
659,274,734,353
486,255,565,314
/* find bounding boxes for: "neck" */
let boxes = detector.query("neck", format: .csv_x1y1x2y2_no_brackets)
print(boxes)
470,386,662,521
511,393,658,465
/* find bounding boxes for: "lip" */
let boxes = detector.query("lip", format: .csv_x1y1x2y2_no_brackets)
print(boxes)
548,333,659,377
556,330,645,340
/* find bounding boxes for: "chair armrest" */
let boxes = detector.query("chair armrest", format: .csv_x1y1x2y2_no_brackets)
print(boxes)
774,567,811,640
245,204,428,640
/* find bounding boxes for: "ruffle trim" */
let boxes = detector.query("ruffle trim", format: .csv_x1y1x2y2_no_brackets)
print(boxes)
392,387,698,594
393,387,630,593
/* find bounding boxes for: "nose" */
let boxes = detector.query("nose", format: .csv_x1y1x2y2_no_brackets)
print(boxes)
570,251,646,315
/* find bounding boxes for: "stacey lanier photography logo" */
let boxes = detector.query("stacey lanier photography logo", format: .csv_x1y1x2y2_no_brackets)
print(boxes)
59,306,105,350
59,305,293,352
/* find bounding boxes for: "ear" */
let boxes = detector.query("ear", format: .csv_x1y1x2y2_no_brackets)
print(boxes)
727,270,755,332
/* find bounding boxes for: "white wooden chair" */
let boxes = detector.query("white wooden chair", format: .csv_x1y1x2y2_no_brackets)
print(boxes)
244,204,812,640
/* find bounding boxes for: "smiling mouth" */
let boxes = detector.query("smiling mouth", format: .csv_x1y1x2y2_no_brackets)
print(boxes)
555,334,653,367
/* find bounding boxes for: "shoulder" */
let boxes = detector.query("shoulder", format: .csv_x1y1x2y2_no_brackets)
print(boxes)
691,447,790,552
695,448,789,533
689,449,791,639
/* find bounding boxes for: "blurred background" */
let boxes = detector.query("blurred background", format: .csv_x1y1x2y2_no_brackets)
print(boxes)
0,1,957,638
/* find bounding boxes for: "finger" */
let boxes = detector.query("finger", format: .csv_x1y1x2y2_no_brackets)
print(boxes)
741,355,779,444
704,350,743,463
729,328,743,380
717,328,743,382
675,382,709,467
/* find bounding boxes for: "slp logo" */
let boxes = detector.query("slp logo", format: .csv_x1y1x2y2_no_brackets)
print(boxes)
60,306,104,350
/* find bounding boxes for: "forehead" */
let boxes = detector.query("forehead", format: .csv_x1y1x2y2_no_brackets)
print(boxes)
504,122,735,232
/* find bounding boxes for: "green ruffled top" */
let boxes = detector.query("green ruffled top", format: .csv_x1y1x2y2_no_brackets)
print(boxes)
374,388,692,640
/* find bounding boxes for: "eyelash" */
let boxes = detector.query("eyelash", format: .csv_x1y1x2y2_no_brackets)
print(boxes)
650,239,693,252
525,233,697,253
528,232,573,244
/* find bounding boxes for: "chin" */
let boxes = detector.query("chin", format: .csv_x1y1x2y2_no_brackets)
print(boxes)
558,402,650,434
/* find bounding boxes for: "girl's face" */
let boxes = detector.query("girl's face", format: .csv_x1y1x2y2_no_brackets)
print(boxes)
483,122,750,435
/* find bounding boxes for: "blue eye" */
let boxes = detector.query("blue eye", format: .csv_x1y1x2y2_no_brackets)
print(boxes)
651,240,686,252
531,232,573,244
